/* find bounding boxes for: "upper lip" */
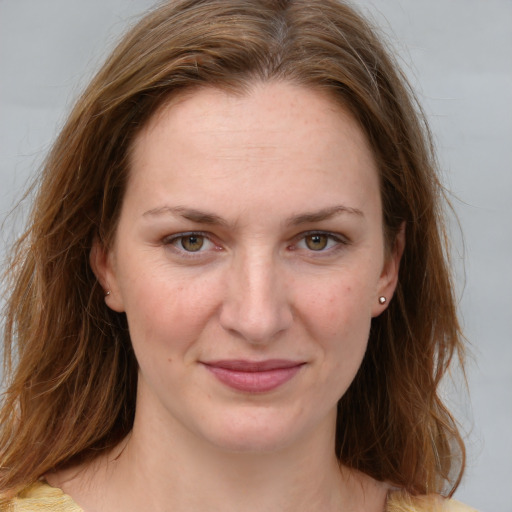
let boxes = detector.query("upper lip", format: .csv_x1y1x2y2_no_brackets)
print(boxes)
201,359,305,372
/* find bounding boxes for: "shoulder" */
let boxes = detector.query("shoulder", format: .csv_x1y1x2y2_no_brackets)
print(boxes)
386,490,478,512
0,481,83,512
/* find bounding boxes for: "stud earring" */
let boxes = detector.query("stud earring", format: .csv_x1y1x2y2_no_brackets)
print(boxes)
378,296,386,304
105,290,111,297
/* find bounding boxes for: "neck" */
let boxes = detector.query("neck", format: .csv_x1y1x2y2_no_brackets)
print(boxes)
49,392,389,512
111,414,347,511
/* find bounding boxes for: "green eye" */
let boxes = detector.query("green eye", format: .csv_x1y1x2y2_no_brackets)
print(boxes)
304,234,329,251
180,235,205,252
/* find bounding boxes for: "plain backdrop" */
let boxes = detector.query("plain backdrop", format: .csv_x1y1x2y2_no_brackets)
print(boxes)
1,1,511,511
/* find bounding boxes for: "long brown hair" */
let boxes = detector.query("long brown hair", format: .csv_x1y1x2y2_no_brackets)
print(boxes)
1,0,465,496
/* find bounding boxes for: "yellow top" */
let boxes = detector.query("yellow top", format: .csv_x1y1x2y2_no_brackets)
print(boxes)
0,481,478,512
0,482,82,512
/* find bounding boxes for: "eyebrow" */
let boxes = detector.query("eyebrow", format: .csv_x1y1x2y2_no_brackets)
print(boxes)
287,205,364,226
143,206,229,226
142,204,363,227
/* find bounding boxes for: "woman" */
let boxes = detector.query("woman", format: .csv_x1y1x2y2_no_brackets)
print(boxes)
0,0,476,510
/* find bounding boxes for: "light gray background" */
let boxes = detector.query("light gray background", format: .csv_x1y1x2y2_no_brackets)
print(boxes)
1,1,511,510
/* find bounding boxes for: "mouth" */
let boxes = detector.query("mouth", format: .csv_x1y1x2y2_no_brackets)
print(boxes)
201,359,305,393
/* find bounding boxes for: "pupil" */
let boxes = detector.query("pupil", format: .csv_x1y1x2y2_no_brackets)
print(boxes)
182,235,204,252
306,234,327,251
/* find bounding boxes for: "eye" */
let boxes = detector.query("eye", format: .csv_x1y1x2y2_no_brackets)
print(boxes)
164,232,217,254
294,231,347,253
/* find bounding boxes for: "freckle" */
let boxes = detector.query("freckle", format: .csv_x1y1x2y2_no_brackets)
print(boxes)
167,358,173,363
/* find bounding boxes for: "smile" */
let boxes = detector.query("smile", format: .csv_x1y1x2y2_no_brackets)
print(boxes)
201,359,305,393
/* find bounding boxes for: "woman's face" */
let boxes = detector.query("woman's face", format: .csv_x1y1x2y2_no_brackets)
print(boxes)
94,82,401,453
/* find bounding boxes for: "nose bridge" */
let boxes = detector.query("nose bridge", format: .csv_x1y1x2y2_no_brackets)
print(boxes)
220,245,292,343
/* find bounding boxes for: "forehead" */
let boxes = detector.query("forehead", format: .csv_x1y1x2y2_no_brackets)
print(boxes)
126,81,380,222
136,82,370,149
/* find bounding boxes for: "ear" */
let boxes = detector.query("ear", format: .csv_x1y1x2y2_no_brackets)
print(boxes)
90,237,125,312
372,222,406,317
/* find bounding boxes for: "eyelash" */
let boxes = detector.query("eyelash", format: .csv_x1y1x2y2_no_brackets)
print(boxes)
162,230,349,258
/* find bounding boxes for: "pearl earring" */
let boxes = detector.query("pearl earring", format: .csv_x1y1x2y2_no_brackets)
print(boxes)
378,296,386,304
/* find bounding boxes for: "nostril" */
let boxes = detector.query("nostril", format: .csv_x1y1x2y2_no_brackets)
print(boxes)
218,292,293,344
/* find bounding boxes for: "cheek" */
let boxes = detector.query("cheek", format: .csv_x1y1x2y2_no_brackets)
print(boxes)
297,277,374,386
119,268,221,356
298,276,374,340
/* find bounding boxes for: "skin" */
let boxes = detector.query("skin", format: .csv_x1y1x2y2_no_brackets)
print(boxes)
50,81,403,512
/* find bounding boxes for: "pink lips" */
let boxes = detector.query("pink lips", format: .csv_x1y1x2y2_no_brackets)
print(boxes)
202,359,304,393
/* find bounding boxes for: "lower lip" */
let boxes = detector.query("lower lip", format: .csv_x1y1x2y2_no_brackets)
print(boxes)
203,365,303,393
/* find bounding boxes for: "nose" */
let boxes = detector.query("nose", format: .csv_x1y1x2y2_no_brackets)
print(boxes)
219,249,293,344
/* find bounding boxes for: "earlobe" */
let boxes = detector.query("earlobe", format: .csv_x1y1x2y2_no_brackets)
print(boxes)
372,223,406,317
90,238,125,313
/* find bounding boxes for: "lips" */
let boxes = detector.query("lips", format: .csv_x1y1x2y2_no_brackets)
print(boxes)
202,359,305,393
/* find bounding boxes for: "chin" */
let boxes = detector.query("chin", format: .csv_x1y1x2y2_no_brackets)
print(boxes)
194,404,329,455
207,427,298,454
